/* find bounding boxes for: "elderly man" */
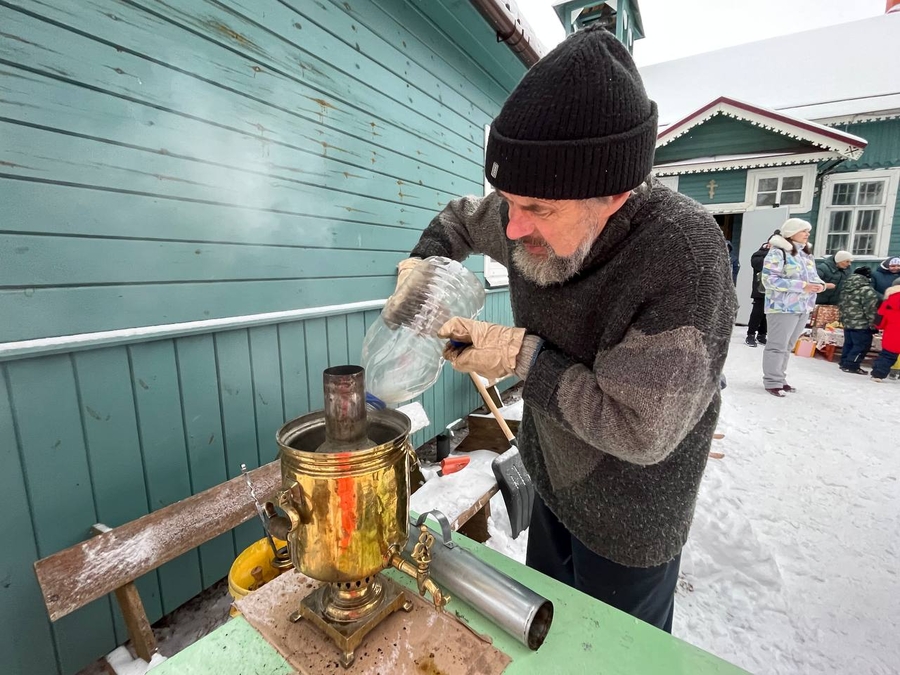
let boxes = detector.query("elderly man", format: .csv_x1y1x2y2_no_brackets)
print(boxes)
815,250,853,305
395,26,735,632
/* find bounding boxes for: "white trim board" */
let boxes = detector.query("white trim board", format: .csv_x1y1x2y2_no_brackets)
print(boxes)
655,152,833,176
703,202,750,215
0,288,515,362
483,122,510,288
0,299,388,363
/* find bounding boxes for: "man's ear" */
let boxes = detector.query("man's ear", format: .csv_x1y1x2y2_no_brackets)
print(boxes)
599,191,632,218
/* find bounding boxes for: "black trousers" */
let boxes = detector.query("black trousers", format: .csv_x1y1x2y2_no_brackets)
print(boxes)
872,349,899,379
525,493,681,633
747,297,767,338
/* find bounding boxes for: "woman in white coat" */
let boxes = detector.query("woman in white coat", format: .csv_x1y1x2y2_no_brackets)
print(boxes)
761,219,826,397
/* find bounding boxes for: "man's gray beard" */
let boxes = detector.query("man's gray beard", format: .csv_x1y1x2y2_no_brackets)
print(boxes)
511,225,599,287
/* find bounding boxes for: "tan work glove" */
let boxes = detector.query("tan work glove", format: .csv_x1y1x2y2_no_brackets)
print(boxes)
438,318,527,381
395,257,422,292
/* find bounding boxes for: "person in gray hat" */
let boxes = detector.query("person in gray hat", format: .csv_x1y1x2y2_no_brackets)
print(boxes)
815,250,852,306
388,25,736,632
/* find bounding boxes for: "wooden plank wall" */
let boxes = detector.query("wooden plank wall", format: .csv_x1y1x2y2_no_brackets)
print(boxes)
0,1,522,673
0,297,513,674
0,0,523,342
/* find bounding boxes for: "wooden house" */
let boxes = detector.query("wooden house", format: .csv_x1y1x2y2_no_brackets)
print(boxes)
639,10,900,315
0,1,547,672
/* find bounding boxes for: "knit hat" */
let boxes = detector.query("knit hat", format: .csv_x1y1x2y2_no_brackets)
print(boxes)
834,251,853,264
484,24,658,200
890,257,900,266
780,218,813,239
854,266,872,278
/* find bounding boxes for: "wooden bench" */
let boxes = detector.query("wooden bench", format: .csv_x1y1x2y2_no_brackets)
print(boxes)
33,461,281,662
32,444,498,664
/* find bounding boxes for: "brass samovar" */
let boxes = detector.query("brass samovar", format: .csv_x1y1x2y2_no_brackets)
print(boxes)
265,365,446,667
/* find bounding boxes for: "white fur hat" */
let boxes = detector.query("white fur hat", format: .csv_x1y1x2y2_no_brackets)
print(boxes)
780,218,813,239
834,251,853,264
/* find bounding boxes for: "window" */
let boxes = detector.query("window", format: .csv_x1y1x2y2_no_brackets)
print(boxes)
746,166,816,213
819,172,897,257
655,175,679,192
755,174,803,206
483,123,509,287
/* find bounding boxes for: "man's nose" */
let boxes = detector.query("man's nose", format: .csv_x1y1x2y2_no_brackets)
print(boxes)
506,210,534,240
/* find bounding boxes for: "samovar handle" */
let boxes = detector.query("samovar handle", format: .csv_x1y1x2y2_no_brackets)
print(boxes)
264,481,304,541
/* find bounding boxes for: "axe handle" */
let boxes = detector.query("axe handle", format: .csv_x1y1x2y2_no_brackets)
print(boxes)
469,372,516,443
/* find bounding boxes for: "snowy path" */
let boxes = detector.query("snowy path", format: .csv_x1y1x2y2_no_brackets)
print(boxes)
676,332,900,674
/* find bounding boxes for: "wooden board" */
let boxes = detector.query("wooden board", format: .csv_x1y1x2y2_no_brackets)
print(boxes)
235,569,511,674
33,460,280,623
455,415,520,453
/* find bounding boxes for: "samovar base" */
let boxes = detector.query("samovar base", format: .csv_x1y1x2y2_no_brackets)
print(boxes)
289,574,413,668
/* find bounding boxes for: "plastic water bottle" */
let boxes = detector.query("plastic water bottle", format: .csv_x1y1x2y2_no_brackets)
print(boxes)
362,257,485,404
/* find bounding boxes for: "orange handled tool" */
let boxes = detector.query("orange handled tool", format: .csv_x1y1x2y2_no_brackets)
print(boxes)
438,455,470,477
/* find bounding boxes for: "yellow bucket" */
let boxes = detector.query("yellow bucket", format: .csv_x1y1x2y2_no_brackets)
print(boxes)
227,537,290,617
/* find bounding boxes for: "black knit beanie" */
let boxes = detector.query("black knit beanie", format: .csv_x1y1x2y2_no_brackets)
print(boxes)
485,24,658,200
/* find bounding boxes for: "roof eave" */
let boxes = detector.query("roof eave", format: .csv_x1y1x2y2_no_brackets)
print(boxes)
654,150,844,176
656,97,868,162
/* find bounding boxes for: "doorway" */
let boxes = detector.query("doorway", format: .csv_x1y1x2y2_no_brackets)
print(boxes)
714,212,743,254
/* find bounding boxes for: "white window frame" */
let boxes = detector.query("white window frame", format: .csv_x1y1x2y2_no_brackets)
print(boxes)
814,168,900,261
745,165,817,214
483,123,510,287
655,174,679,192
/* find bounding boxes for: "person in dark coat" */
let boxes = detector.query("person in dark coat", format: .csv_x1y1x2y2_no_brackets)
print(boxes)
873,257,900,296
726,240,740,286
815,251,853,305
745,240,770,347
838,266,879,375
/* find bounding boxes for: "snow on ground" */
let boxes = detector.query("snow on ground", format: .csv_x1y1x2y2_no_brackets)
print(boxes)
106,648,166,675
676,332,900,674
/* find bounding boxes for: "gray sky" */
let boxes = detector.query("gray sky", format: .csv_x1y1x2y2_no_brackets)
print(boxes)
516,0,887,66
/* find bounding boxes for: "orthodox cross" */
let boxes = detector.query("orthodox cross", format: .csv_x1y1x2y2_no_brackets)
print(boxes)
707,179,718,199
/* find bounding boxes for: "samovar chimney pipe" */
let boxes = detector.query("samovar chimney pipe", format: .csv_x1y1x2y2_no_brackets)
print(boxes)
319,365,373,452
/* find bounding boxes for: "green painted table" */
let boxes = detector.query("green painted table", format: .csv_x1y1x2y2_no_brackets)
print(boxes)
154,535,748,675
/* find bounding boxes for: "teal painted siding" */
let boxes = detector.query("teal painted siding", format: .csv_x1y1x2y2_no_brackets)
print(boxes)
832,119,900,171
0,0,511,342
676,170,748,207
0,1,521,674
0,295,515,675
655,116,811,165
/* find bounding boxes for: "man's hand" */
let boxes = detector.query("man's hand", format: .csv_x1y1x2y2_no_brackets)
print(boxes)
395,257,422,292
824,282,836,290
438,318,526,380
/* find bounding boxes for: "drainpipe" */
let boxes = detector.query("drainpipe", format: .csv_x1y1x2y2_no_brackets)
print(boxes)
469,0,547,68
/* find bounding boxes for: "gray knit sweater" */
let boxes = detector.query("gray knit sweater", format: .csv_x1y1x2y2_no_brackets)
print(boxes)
411,180,736,567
